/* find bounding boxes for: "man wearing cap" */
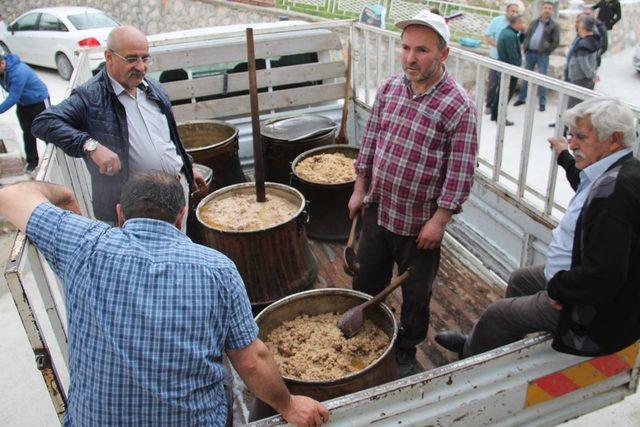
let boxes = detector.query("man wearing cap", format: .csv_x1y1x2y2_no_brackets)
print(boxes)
348,10,478,377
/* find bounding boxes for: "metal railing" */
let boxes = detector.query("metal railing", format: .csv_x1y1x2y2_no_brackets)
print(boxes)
350,21,640,221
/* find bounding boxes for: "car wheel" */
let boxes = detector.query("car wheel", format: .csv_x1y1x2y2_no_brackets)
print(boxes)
0,42,10,55
55,53,74,81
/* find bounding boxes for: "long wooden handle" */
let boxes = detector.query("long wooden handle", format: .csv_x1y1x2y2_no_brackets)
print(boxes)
346,215,358,248
365,268,414,309
247,28,266,202
337,40,351,143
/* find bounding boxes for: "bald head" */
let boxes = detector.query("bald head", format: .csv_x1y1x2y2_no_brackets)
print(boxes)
105,26,150,94
107,26,148,52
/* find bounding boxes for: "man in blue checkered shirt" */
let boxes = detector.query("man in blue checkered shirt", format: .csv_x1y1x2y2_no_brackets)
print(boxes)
0,171,328,426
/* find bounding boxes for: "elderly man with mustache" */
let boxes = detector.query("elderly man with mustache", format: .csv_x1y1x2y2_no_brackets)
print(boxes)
32,26,206,228
436,97,640,358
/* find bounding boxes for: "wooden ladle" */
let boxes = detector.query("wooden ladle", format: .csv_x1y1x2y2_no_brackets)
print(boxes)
342,215,360,276
338,268,414,338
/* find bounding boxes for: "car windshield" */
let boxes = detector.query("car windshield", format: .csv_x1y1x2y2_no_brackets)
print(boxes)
67,12,118,30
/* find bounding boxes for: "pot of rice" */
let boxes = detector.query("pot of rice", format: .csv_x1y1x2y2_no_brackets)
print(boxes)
254,288,398,406
290,145,359,241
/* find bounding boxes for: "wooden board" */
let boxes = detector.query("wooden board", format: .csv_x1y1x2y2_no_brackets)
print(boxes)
172,82,345,121
307,239,504,370
149,32,342,72
162,60,346,101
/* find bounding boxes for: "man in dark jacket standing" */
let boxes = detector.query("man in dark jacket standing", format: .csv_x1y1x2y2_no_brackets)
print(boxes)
0,54,49,173
32,26,205,225
490,15,525,125
592,0,622,30
567,15,600,108
435,97,640,358
514,2,560,112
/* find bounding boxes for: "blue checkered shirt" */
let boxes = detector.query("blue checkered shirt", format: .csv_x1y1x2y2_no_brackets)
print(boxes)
26,203,258,426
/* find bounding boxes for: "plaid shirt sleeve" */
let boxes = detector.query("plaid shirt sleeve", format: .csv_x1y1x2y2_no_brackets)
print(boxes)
437,103,478,212
26,203,106,279
354,82,387,179
224,266,259,350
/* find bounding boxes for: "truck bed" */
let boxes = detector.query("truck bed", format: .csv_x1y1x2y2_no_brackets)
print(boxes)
306,237,505,371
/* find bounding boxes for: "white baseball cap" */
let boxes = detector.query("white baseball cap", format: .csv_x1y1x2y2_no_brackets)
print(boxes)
395,10,451,44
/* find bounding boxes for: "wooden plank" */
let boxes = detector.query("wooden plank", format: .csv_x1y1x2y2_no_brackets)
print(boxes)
162,60,346,101
149,32,342,72
173,82,344,121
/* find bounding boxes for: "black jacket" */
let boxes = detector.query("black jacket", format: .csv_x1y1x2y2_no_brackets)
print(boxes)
557,149,580,191
32,68,194,222
548,153,640,356
521,17,560,56
592,0,622,30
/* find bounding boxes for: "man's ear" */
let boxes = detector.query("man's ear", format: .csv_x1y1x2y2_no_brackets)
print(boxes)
174,205,188,231
609,131,625,151
116,203,125,228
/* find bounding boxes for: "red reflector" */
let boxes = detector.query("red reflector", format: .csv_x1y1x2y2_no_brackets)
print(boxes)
78,37,101,47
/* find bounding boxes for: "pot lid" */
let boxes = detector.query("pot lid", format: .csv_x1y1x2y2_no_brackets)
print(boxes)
261,115,337,142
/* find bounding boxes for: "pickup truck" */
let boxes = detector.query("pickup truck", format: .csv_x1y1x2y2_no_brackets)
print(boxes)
4,19,640,426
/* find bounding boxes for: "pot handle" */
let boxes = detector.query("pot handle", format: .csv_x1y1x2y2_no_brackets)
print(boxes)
297,199,311,236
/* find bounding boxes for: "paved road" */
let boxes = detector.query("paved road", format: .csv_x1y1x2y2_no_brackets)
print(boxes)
0,47,639,426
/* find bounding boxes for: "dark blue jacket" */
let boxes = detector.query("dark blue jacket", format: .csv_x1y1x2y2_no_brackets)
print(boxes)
31,68,194,222
0,54,49,113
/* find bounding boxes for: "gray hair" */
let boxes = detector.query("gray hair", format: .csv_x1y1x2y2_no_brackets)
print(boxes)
120,170,185,223
581,15,596,32
563,98,638,149
509,14,524,25
506,3,519,11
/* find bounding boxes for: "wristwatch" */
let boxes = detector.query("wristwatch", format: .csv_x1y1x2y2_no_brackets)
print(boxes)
83,138,99,154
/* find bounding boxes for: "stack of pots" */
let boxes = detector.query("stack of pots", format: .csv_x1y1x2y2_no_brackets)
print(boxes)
291,145,359,241
261,115,337,184
195,183,318,308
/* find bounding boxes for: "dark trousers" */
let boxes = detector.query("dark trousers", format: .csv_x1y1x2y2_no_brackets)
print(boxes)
464,265,560,356
16,99,48,168
353,205,441,353
490,74,518,121
485,69,500,109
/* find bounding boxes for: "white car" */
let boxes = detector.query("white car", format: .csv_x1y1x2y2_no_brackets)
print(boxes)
633,43,640,73
0,7,118,80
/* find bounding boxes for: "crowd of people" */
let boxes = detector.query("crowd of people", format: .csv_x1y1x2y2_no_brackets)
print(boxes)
0,3,636,426
484,1,621,125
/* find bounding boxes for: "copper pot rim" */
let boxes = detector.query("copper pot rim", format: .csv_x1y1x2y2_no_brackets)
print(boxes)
178,119,239,153
291,145,359,187
254,287,398,386
195,182,306,234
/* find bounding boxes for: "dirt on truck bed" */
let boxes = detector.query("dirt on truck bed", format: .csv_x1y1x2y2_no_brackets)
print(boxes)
306,238,505,370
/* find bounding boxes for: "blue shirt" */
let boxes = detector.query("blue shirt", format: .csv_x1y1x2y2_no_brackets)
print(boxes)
485,15,509,59
544,148,632,281
528,20,546,52
26,203,258,426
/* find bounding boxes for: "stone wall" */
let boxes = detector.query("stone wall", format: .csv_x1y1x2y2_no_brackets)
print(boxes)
0,0,321,36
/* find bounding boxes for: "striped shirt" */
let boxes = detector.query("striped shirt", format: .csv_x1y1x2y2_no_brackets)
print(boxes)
26,203,258,426
355,72,478,235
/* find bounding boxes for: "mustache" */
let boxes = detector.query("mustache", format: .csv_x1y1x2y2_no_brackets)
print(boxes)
130,70,145,77
573,149,586,159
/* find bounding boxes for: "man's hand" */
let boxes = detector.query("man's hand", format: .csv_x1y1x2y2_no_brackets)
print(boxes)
0,182,80,232
280,395,329,427
548,296,563,310
89,144,121,176
416,208,452,250
548,137,568,156
192,166,207,193
348,176,368,219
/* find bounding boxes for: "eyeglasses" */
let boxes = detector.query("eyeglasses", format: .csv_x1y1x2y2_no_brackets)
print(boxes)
110,50,153,65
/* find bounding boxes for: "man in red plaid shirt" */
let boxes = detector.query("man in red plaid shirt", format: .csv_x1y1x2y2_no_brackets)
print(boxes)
349,10,478,377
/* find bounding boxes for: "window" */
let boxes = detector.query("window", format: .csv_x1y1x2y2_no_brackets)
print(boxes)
67,13,118,30
13,13,39,31
39,13,67,32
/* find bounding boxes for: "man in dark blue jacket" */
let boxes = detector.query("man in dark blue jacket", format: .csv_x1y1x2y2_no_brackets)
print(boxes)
32,26,205,225
0,54,49,173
